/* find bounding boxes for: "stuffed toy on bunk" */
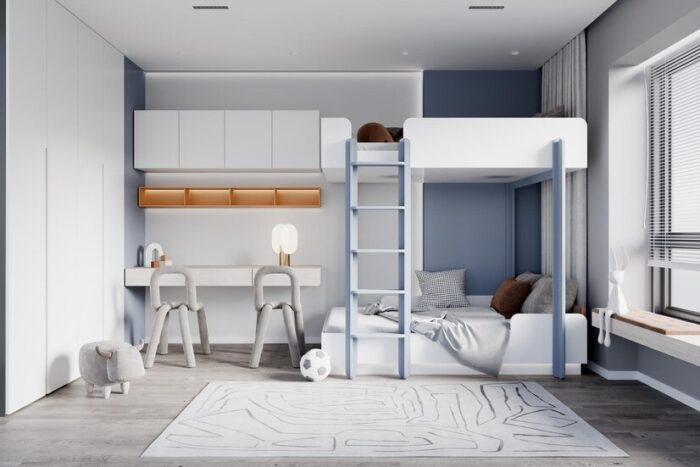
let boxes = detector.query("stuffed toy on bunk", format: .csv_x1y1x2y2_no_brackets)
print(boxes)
598,246,630,347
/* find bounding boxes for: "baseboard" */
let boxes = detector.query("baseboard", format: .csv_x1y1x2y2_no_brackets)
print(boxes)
587,361,700,411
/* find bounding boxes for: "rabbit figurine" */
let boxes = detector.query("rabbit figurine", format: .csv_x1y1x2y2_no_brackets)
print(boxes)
598,246,630,347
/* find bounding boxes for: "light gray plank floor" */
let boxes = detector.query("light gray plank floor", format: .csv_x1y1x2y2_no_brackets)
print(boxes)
1,344,698,467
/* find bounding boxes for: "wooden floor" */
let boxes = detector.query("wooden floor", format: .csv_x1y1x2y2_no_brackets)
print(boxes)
1,344,699,467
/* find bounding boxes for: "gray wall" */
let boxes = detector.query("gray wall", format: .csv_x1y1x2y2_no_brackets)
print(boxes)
423,70,541,118
422,70,542,294
587,0,700,397
123,57,145,344
145,72,422,133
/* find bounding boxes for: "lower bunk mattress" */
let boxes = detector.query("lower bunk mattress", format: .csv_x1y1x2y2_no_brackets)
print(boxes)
321,307,587,376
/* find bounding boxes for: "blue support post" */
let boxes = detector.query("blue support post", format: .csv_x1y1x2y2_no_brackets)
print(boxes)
345,139,357,379
552,139,566,379
398,139,411,379
506,185,515,277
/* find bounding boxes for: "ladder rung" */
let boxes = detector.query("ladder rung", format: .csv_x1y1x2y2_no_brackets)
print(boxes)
351,206,405,211
352,161,405,167
352,248,405,254
351,333,407,339
352,289,406,295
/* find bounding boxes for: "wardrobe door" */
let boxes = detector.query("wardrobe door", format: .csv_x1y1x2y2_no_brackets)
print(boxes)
102,44,125,342
225,111,272,169
46,0,80,393
134,111,179,169
5,0,48,414
180,111,225,169
76,23,105,351
272,111,320,170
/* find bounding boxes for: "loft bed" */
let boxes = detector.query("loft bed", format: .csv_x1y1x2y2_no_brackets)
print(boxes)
320,117,588,378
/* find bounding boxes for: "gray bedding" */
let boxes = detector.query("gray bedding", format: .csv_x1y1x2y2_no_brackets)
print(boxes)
375,307,511,376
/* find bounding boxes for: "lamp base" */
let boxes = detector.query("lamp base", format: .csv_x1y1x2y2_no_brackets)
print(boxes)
278,252,291,266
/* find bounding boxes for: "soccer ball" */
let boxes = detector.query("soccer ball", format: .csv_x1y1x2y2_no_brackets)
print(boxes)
299,349,331,382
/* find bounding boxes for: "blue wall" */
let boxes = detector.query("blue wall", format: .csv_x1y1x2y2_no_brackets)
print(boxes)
124,57,146,344
422,70,542,294
423,70,541,118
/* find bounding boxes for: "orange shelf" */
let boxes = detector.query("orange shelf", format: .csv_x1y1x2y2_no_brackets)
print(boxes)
138,187,321,208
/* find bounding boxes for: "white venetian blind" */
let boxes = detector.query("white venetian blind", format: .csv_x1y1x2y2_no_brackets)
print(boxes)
648,42,700,270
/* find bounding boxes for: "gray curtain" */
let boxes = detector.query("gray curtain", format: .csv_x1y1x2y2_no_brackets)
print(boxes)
540,31,588,307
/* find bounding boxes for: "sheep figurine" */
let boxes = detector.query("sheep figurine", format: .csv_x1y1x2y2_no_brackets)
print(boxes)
79,339,146,399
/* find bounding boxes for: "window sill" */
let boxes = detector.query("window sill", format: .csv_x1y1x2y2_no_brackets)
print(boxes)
592,308,700,366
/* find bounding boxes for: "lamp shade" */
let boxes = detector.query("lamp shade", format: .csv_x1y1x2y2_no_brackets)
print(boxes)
271,224,298,255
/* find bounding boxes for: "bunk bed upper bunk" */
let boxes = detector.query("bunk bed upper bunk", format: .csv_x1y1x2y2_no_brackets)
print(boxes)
321,117,587,183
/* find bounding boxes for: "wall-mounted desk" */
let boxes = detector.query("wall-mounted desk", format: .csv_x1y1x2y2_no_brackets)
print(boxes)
124,266,322,287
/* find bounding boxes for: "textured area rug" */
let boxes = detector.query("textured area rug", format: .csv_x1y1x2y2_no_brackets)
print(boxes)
143,380,626,458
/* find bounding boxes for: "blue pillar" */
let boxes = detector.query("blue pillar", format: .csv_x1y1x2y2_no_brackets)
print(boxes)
552,139,566,379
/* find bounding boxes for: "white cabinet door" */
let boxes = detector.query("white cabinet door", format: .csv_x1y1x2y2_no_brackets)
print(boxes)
272,111,320,170
46,0,80,394
6,0,48,414
180,111,225,169
102,43,125,342
225,111,272,169
134,111,179,169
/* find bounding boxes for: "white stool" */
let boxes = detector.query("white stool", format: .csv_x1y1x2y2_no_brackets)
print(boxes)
250,266,306,368
144,266,210,368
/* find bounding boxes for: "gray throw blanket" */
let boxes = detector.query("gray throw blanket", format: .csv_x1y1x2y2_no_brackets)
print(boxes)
366,306,510,376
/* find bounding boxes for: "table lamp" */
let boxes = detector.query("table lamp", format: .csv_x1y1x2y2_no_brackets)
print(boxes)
271,224,298,266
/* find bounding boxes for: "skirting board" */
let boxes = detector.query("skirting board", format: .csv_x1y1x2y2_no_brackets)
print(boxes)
587,361,700,411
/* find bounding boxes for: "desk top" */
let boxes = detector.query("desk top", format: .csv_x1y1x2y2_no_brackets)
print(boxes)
124,265,322,287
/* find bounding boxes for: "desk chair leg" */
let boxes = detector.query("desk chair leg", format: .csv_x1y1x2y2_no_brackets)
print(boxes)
197,308,211,355
145,305,170,368
282,304,301,368
250,304,272,368
294,309,306,355
178,305,196,368
158,312,170,355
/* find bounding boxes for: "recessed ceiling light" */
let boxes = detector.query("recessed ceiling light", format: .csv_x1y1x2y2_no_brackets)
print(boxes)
510,50,520,56
401,50,409,56
192,5,229,10
468,5,505,10
289,51,299,56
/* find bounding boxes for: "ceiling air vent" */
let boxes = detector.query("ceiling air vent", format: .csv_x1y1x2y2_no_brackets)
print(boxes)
192,5,229,10
468,5,505,10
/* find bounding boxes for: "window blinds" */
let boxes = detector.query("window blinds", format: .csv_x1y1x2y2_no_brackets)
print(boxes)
648,42,700,270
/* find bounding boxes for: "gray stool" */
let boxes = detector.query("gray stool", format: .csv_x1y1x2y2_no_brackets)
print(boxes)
144,266,210,368
250,266,306,368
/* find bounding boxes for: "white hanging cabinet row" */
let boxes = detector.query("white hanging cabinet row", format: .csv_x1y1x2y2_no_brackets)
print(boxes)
134,110,320,171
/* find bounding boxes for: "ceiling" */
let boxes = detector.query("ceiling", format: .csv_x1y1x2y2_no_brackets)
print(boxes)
59,0,616,72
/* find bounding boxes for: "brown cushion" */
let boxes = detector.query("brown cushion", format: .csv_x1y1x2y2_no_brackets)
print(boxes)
357,122,395,143
491,278,531,319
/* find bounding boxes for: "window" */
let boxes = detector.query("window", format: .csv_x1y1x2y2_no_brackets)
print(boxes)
648,42,700,318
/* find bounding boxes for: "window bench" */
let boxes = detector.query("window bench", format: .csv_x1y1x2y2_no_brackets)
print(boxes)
592,308,700,366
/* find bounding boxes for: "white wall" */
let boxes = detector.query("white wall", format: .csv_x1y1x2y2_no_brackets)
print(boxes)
145,72,422,132
143,72,422,344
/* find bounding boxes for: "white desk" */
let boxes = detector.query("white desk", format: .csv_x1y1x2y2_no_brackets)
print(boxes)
124,265,322,287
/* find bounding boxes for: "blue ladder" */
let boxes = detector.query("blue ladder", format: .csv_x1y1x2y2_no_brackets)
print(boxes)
345,139,411,379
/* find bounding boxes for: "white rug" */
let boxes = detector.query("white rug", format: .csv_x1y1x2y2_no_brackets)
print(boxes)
143,380,626,458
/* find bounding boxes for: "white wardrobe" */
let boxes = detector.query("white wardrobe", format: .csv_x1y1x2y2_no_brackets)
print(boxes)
5,0,124,413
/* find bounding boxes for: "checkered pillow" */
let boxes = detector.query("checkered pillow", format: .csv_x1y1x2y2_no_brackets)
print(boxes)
415,269,470,309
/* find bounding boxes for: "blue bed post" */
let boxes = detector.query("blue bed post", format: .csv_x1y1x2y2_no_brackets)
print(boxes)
398,139,411,379
345,138,358,379
552,139,566,379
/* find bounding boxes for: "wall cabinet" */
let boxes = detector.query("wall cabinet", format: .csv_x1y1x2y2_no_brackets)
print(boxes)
5,0,124,414
135,110,319,171
180,111,225,169
134,111,179,170
272,111,320,170
225,110,272,169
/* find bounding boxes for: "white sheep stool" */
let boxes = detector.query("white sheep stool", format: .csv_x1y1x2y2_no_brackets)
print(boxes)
79,340,146,399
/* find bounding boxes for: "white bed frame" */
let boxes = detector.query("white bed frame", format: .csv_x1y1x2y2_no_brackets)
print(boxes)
321,297,588,376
